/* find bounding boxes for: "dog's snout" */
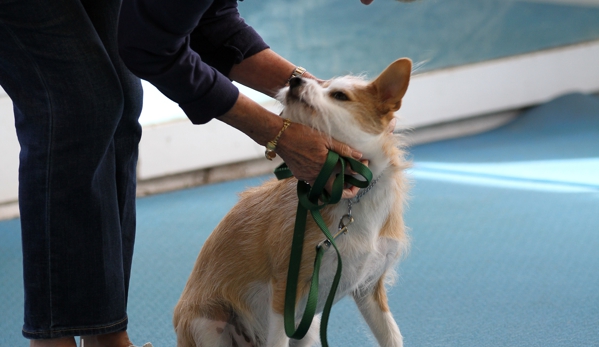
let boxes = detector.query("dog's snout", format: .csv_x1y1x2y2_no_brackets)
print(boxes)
289,77,303,89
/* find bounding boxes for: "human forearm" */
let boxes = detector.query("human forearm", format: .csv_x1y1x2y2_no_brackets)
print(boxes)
229,49,318,98
228,49,294,98
217,93,283,147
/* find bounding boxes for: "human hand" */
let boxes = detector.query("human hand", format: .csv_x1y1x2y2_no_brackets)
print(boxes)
217,91,367,199
275,122,365,199
302,71,325,85
335,159,370,199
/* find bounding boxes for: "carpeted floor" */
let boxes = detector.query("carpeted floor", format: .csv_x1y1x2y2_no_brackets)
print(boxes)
1,92,598,346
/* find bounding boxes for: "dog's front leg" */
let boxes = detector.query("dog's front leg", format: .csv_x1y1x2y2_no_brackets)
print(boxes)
353,278,403,347
266,310,290,347
288,314,319,347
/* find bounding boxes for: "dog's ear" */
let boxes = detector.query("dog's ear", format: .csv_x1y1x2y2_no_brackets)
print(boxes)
372,58,412,113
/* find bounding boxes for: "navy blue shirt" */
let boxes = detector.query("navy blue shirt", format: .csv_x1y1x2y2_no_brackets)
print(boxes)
118,0,269,124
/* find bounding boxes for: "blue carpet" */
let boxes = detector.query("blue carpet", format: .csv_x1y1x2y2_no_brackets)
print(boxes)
240,0,599,78
1,92,598,346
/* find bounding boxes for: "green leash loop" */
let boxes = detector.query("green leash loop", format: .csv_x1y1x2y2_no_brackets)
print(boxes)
274,151,372,346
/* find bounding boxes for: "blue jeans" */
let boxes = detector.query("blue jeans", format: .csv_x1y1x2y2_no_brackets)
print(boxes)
0,0,143,339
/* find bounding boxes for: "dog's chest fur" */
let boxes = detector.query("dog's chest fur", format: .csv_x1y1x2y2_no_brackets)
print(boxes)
308,171,405,311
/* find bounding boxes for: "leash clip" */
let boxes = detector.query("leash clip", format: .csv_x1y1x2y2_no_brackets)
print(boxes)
316,239,332,251
316,214,354,251
336,214,354,237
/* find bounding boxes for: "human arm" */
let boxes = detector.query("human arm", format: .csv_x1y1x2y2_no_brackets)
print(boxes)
228,48,319,98
118,0,267,124
118,0,363,190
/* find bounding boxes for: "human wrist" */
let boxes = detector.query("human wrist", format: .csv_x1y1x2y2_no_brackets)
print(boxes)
286,66,307,85
265,118,292,160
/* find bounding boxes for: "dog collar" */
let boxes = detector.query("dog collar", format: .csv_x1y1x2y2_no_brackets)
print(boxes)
350,173,382,204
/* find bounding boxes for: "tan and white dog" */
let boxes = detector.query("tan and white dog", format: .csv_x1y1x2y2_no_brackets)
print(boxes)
174,58,412,347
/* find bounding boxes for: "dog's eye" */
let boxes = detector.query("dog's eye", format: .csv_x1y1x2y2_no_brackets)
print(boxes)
330,91,350,101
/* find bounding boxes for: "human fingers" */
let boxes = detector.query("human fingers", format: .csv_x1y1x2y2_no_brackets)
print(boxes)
342,184,361,199
322,173,360,200
346,159,369,176
328,138,362,161
302,71,326,85
323,178,364,200
321,159,369,200
341,159,369,198
276,123,330,184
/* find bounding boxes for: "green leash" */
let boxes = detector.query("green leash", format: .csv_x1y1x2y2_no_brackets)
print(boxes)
274,151,372,346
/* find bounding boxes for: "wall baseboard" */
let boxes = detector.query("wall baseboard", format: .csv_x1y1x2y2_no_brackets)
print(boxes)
136,156,282,197
0,201,19,221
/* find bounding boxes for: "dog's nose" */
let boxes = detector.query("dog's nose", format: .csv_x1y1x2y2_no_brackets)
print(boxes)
289,76,303,89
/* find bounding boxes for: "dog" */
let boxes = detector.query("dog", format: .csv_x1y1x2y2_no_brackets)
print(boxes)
174,58,412,347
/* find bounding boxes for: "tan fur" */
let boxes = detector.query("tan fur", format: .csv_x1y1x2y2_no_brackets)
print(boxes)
174,58,413,347
373,276,390,313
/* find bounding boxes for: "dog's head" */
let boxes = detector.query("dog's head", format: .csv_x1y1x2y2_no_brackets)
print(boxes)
278,58,412,162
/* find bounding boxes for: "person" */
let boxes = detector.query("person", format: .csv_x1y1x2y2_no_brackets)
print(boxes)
0,0,373,346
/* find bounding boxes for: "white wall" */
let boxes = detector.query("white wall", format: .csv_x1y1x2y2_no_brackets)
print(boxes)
400,40,599,128
0,88,20,207
2,39,599,218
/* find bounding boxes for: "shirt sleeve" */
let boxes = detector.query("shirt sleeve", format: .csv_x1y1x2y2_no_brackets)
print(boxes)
118,0,269,124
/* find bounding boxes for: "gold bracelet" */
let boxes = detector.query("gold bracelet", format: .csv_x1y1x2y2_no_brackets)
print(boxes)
286,66,306,85
265,119,292,160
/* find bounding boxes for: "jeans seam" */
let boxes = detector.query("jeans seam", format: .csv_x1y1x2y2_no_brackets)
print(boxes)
2,21,56,328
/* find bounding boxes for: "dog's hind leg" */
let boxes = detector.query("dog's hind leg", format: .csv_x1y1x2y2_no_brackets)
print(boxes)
184,316,256,347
